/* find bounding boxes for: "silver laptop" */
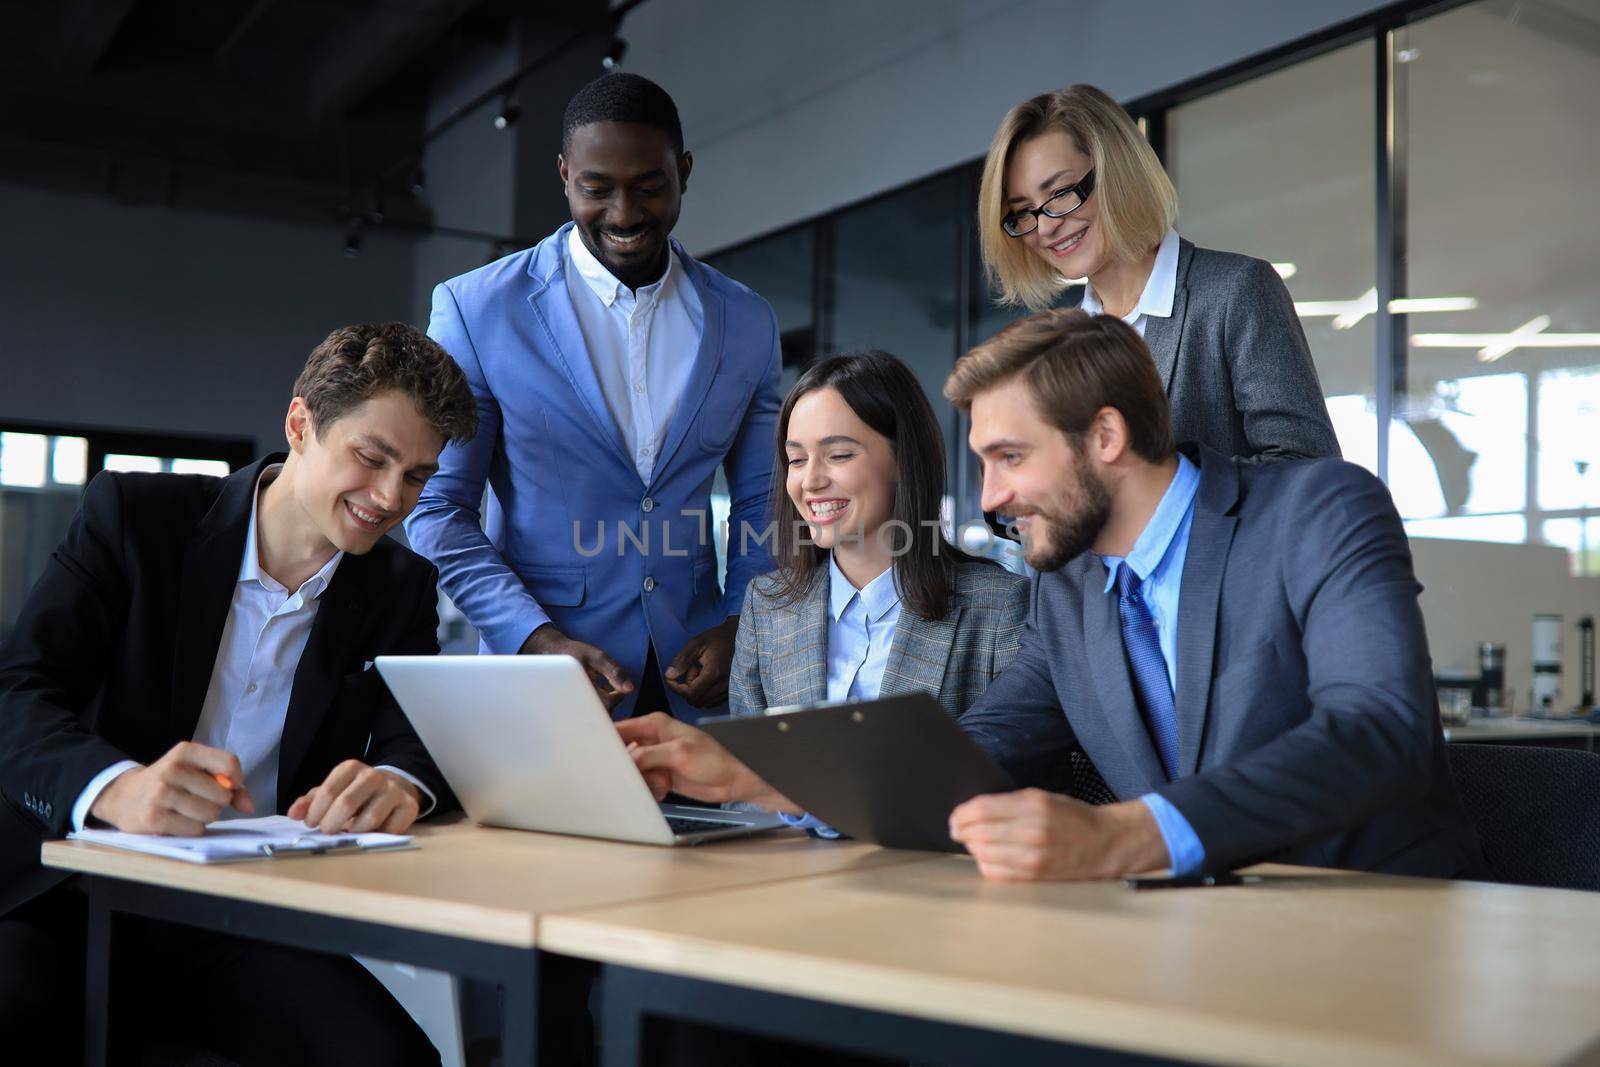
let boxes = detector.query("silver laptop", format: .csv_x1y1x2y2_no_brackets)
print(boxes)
374,654,785,845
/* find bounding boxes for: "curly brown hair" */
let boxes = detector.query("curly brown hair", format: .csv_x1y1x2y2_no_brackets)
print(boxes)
293,323,477,446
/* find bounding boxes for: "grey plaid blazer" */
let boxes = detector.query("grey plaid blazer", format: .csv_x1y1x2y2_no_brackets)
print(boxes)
729,560,1028,720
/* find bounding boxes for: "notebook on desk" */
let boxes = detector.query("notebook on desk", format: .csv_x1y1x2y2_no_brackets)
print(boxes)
67,814,416,864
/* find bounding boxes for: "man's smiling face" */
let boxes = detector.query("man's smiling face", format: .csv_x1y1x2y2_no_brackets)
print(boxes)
559,120,692,290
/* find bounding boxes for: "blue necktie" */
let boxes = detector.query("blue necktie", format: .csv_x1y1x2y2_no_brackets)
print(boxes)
1116,565,1179,780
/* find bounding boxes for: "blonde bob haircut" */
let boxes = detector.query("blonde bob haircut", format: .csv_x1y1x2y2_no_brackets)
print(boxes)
978,84,1178,311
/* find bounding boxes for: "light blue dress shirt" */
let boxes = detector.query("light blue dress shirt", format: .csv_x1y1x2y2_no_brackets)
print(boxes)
825,557,903,703
1099,453,1206,876
780,557,903,838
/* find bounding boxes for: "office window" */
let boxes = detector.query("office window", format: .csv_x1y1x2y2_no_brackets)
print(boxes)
706,225,817,395
1398,0,1600,575
1167,40,1376,466
830,174,964,508
704,226,819,582
0,424,252,639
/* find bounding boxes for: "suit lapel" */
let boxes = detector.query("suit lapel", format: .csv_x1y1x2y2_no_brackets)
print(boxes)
781,570,829,707
879,603,959,700
169,460,271,742
1083,576,1167,792
651,249,725,480
277,558,367,806
1173,448,1241,778
525,233,637,477
1141,239,1195,394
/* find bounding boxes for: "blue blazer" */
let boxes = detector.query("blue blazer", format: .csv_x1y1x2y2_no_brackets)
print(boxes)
961,446,1485,878
406,224,782,721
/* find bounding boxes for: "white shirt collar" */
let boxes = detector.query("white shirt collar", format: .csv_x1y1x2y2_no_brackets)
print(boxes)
565,224,679,310
240,464,343,599
827,555,902,624
1081,228,1180,322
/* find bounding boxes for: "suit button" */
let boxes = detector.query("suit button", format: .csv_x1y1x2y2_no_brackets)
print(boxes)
43,803,52,818
643,577,656,592
642,497,654,512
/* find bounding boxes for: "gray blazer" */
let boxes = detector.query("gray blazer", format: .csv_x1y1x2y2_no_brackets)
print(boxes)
1091,239,1341,462
960,445,1485,878
729,560,1029,720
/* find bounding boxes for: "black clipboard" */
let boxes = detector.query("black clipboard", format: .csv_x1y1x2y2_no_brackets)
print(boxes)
701,694,1014,852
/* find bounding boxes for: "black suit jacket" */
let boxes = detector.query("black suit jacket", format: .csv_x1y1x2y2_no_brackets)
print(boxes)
961,446,1485,878
0,456,456,915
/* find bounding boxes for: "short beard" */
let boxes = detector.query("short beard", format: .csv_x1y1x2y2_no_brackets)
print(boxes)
1022,465,1113,573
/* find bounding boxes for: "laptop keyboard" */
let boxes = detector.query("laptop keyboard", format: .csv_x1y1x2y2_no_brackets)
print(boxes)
666,815,738,836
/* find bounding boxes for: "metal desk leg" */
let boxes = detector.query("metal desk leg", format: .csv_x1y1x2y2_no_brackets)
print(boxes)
599,967,645,1067
503,950,541,1067
83,886,112,1067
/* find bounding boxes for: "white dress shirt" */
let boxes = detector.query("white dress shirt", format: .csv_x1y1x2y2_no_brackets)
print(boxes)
72,466,433,830
1080,227,1180,339
824,557,903,704
564,226,705,484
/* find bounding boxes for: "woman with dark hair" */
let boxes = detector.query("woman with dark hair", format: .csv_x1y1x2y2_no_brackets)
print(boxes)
616,351,1029,820
734,349,1026,720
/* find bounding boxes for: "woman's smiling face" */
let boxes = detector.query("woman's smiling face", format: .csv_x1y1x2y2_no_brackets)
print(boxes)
784,386,897,553
1004,130,1110,280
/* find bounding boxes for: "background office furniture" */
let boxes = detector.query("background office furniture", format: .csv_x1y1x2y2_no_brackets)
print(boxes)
1447,742,1600,891
1441,718,1600,751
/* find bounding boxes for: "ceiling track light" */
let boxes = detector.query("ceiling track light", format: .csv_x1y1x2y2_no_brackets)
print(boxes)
343,216,365,259
602,36,628,71
493,86,521,131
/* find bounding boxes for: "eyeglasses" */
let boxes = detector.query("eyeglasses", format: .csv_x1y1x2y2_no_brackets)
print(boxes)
1001,170,1096,238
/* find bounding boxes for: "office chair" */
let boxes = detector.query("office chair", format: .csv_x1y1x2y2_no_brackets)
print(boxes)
1446,743,1600,892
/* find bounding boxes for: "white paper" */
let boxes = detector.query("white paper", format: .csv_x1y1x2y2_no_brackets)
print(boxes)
68,815,413,864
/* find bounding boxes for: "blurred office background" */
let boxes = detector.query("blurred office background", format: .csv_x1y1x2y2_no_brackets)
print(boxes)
2,0,1597,711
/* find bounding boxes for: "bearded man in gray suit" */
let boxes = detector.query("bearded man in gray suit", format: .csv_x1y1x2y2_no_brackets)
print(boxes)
944,309,1483,881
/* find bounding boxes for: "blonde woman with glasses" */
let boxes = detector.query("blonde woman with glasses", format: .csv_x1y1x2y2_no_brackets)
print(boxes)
979,84,1339,462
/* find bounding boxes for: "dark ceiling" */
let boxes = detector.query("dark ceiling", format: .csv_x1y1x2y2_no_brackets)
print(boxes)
0,0,601,235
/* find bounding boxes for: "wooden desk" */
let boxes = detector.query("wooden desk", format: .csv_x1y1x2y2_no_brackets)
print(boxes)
542,859,1600,1067
41,816,930,1066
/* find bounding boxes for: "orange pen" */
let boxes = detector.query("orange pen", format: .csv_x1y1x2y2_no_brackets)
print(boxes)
213,773,235,792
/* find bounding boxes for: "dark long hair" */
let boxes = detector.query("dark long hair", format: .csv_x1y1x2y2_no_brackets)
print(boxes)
763,350,985,620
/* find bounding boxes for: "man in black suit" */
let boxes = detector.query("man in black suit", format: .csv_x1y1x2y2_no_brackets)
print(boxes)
0,323,477,1065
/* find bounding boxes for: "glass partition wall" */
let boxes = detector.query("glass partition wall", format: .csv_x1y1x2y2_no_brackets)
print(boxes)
707,0,1600,716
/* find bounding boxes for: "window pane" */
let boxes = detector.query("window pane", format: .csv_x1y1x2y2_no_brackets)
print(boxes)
170,458,232,478
1543,518,1600,577
0,433,48,488
1536,366,1600,512
0,435,81,640
1404,513,1526,544
1403,1,1600,540
51,436,88,486
1389,372,1527,519
103,454,164,474
707,227,816,395
1167,41,1374,459
1401,0,1600,706
830,174,962,507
